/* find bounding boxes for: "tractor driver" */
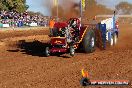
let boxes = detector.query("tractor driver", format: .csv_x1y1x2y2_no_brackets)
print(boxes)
69,19,80,42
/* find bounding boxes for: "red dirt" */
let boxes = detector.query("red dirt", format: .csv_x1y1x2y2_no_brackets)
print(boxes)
0,24,132,88
0,28,49,40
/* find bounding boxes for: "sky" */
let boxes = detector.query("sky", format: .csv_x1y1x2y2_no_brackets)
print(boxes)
26,0,132,16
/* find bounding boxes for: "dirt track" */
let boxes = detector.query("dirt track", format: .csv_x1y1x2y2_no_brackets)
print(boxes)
0,24,132,88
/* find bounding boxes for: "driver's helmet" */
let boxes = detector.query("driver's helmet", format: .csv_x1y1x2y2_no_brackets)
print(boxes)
70,19,77,27
72,20,77,26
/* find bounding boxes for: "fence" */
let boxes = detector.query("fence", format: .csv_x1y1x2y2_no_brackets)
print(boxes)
0,19,49,28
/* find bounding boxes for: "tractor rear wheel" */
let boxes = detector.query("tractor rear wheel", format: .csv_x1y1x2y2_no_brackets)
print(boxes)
82,29,96,53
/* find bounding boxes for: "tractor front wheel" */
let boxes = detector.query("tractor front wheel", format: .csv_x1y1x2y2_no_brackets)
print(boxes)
110,33,118,46
113,33,118,45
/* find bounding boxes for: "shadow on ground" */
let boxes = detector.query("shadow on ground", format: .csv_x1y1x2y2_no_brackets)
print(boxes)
7,40,71,58
7,40,49,57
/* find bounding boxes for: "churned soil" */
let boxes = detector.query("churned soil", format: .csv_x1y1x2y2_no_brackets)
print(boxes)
0,24,132,88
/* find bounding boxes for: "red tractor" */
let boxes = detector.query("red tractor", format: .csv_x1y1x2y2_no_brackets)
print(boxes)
44,18,96,57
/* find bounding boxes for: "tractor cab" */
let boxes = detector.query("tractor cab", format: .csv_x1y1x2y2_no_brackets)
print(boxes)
67,18,81,42
68,18,81,31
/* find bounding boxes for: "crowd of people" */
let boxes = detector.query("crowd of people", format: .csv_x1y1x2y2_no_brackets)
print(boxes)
0,10,49,28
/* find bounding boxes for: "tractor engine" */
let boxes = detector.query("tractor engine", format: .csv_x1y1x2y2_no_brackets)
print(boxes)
51,18,81,44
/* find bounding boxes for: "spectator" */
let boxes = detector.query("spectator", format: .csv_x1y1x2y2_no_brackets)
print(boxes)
49,18,55,36
0,10,50,28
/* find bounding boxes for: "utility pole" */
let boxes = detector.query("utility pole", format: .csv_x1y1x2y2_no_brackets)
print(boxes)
53,0,59,21
80,0,86,23
80,0,83,24
80,0,85,23
80,0,83,18
57,0,58,21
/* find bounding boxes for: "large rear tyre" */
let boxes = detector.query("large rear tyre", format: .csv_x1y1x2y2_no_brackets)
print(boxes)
83,29,96,53
45,47,50,57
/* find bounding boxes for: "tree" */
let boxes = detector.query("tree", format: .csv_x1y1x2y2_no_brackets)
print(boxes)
84,0,113,19
0,0,29,12
86,0,97,7
116,2,132,14
27,11,44,17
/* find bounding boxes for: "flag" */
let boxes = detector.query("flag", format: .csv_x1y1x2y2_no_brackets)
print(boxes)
82,0,86,11
53,0,58,6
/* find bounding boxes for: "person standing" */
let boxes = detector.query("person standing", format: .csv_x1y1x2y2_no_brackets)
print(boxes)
49,18,55,36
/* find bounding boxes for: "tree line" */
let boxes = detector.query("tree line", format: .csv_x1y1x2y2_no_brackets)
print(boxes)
0,0,29,12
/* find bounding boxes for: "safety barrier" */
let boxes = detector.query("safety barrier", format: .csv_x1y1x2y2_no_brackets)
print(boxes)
0,22,48,28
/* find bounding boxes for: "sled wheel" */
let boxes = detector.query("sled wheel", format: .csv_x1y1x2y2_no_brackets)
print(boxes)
69,46,75,56
45,47,50,57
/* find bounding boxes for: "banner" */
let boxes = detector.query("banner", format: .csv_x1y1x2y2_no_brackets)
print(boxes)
29,23,38,27
3,24,9,28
